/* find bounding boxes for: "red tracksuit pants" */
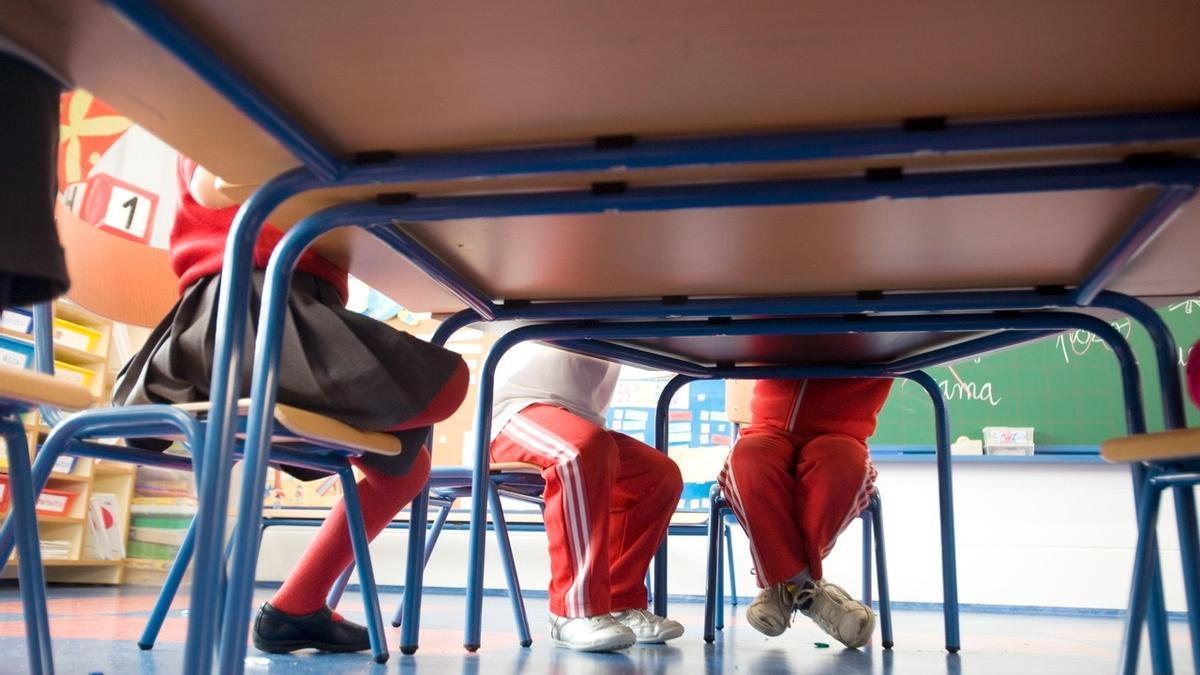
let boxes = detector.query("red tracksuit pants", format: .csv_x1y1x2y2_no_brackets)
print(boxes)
491,403,684,618
719,378,891,587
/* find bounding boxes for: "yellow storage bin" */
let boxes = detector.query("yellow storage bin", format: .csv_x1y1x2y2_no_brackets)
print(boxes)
54,361,96,389
52,318,102,353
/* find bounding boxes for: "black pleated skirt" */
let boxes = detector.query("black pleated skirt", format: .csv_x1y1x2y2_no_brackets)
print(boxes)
112,271,464,479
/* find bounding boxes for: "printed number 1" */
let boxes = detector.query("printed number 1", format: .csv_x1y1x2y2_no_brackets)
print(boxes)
122,196,137,231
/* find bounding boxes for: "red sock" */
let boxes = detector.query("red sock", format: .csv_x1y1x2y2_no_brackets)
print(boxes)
269,447,432,617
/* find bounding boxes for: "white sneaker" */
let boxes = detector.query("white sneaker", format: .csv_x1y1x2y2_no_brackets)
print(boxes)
745,583,798,637
795,579,876,649
610,608,684,643
549,613,637,652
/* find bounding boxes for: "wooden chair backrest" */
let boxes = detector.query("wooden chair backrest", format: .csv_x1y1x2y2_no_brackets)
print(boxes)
54,202,177,328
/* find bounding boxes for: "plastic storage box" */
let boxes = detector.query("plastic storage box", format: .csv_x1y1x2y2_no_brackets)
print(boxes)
982,426,1035,456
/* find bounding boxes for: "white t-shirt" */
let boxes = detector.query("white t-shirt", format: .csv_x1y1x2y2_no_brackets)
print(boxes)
490,342,621,440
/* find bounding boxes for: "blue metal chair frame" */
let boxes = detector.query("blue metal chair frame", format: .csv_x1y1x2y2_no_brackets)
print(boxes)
78,6,1198,672
1122,460,1200,675
0,316,395,669
702,485,892,646
0,405,53,675
319,467,544,647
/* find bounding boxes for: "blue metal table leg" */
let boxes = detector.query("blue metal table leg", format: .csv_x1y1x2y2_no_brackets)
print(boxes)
653,375,693,618
704,491,722,643
464,342,509,652
488,481,532,647
3,417,54,675
1174,486,1200,675
338,466,389,663
400,314,470,653
907,371,960,653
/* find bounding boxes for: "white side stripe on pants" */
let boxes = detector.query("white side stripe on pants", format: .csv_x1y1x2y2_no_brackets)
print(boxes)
719,455,770,588
501,415,594,617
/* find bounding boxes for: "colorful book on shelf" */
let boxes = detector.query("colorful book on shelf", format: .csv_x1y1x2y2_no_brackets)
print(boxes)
84,506,110,560
129,526,188,547
39,540,71,560
131,500,197,511
86,499,112,560
90,493,125,559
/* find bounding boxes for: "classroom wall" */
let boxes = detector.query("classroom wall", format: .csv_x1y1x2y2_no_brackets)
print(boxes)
254,460,1195,614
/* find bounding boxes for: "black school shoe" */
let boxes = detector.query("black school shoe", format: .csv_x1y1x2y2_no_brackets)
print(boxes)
252,602,371,654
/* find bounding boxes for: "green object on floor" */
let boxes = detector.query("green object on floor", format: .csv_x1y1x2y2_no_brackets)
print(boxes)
814,642,830,648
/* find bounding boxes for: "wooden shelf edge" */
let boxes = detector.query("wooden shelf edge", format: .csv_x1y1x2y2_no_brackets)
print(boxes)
46,473,92,483
5,558,125,567
93,462,136,475
0,327,108,366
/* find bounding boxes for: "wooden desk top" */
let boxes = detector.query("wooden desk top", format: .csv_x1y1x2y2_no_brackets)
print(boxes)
4,2,1199,322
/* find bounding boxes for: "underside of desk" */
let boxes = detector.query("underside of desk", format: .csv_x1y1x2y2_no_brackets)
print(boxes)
2,1,1199,316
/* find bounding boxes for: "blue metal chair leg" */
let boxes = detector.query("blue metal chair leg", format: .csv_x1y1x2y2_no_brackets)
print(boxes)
871,493,894,649
3,417,54,675
862,507,874,608
140,514,199,650
327,563,354,610
1127,464,1174,675
141,514,237,652
715,512,725,633
1173,485,1200,675
398,483,430,654
725,519,738,606
338,466,389,664
703,491,723,643
1121,473,1166,675
393,499,453,628
488,482,532,647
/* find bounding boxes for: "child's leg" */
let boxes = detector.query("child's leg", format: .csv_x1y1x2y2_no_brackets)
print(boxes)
385,359,469,431
490,404,618,618
605,432,683,612
792,433,876,581
269,448,432,616
718,428,809,587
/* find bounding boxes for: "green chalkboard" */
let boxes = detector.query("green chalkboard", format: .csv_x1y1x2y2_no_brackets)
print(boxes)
873,299,1200,448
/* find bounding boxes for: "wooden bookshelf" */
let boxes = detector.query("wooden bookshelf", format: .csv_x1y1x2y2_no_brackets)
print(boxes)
0,301,135,585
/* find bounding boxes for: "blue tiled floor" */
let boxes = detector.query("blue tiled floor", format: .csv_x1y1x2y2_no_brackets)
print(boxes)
0,584,1191,674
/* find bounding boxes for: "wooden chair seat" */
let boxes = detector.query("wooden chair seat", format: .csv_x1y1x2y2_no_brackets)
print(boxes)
0,368,94,411
174,399,401,457
1101,428,1200,463
489,461,542,475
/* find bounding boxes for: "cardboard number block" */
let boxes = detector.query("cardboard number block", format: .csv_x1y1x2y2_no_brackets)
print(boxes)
79,173,158,244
